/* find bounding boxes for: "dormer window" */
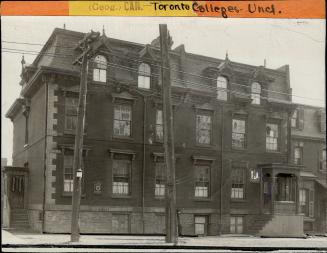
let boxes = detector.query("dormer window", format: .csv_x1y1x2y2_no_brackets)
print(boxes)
138,63,151,89
217,76,228,101
251,82,261,105
93,55,107,82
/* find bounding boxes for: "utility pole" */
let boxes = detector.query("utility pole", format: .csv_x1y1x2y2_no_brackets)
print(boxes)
159,24,177,244
71,31,99,242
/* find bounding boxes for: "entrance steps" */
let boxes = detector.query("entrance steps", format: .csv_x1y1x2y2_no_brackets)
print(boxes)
10,209,30,229
247,214,273,235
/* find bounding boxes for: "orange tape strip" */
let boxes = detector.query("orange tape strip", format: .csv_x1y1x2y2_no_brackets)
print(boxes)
1,1,69,16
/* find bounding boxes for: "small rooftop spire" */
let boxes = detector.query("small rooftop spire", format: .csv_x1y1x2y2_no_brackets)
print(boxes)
21,54,26,67
225,50,229,60
102,25,106,36
264,58,267,67
63,23,66,29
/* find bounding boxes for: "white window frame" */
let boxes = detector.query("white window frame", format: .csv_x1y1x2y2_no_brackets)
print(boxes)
230,216,243,234
112,159,131,196
251,82,261,105
217,76,228,101
138,63,151,89
93,55,107,82
194,165,210,198
113,103,132,137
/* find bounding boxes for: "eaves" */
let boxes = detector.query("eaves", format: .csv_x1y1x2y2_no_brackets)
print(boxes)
20,66,80,97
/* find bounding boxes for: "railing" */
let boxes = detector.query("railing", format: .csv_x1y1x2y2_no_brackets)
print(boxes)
273,201,296,215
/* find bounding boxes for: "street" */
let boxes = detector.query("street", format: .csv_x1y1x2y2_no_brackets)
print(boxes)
2,229,327,252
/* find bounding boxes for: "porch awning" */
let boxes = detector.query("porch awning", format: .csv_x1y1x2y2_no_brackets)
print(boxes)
300,171,317,179
315,178,327,189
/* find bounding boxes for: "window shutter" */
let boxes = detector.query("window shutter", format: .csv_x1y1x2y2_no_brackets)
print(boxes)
309,189,314,217
298,108,304,130
320,109,326,133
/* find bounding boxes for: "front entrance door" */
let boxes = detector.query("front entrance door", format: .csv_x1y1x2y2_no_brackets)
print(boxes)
263,176,272,214
9,175,25,209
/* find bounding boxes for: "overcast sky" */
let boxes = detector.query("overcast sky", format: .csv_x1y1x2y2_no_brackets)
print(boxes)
1,17,325,164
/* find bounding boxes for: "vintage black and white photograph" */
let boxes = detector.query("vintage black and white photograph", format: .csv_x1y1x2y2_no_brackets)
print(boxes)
1,16,326,251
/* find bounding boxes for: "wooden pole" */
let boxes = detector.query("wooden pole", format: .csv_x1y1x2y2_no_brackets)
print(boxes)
159,24,177,244
71,43,88,243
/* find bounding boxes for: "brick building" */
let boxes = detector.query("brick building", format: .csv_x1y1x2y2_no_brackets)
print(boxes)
4,27,326,236
291,105,326,234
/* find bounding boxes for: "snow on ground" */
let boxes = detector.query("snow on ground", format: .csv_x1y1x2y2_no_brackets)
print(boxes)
2,229,327,248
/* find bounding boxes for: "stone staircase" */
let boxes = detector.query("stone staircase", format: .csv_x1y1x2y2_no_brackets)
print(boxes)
247,214,273,235
10,209,30,230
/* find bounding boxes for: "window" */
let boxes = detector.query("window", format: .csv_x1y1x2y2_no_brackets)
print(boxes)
138,63,151,89
294,147,303,165
65,96,78,132
114,104,132,137
63,149,85,194
93,55,107,82
194,165,210,198
217,76,228,101
112,159,131,195
155,162,165,197
291,109,299,128
266,123,279,152
251,82,261,105
63,154,74,193
232,119,246,149
196,113,212,145
299,189,309,216
320,149,326,173
276,175,295,201
194,216,208,236
23,105,30,145
231,168,245,199
156,109,163,142
112,214,129,233
230,216,243,234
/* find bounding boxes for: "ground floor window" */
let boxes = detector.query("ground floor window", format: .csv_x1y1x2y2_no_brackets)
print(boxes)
112,214,129,233
230,216,243,234
276,174,296,201
299,188,309,216
194,216,208,236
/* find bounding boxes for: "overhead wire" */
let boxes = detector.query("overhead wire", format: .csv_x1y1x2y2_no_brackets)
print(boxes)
2,46,325,102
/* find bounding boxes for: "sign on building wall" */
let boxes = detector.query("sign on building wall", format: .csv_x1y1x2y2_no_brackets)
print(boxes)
94,181,102,194
250,168,260,183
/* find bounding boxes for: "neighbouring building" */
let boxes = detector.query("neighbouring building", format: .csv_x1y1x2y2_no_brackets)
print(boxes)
1,158,8,227
291,104,327,234
4,27,326,236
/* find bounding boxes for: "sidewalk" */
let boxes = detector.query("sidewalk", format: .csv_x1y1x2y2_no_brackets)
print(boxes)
2,229,327,249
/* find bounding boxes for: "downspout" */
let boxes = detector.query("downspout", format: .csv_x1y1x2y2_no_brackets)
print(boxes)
42,80,48,233
142,96,146,233
219,104,224,235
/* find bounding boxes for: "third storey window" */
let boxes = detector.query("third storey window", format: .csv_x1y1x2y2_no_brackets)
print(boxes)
194,165,210,198
114,104,132,137
266,123,279,152
217,76,228,101
138,63,151,89
93,55,107,82
196,112,212,145
232,118,246,149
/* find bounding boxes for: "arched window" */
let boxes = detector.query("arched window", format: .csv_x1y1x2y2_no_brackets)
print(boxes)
93,55,107,82
138,63,151,89
217,76,228,101
251,82,261,105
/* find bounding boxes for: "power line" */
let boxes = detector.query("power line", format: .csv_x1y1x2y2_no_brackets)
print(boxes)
2,47,325,102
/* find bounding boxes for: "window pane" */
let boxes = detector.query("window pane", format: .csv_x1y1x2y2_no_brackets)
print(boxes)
113,159,131,195
138,63,151,89
114,105,132,137
217,76,228,101
196,114,212,144
195,166,210,198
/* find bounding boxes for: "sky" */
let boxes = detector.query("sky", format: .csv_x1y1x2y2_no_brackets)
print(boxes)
1,17,326,164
